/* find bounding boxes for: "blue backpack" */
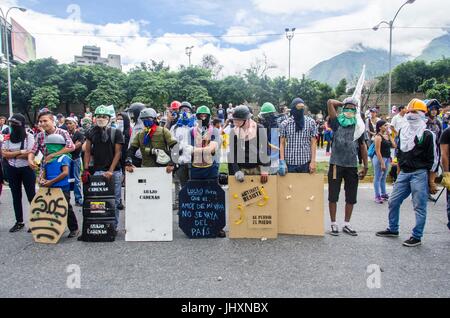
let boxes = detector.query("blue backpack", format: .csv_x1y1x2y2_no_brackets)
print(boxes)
368,142,376,159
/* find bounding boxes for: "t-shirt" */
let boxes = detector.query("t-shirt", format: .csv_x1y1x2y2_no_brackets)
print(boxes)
391,114,408,134
86,128,124,172
45,154,71,191
1,133,35,168
217,109,225,119
69,130,85,160
329,118,366,168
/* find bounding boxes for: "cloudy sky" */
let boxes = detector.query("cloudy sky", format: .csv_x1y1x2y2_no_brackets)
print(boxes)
2,0,450,78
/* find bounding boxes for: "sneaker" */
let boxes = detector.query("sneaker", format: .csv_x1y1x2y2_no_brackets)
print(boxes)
117,202,125,211
330,224,339,236
75,202,83,207
376,229,399,237
68,230,80,238
343,225,358,236
9,223,25,233
217,230,226,238
375,196,384,204
403,237,422,247
381,194,390,201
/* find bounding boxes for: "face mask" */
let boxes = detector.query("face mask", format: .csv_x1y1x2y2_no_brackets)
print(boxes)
343,109,356,119
338,109,357,127
406,113,423,123
143,119,155,128
116,120,124,132
96,118,109,128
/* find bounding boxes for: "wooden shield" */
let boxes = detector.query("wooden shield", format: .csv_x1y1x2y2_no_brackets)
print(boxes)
30,188,68,244
228,176,278,239
277,174,324,236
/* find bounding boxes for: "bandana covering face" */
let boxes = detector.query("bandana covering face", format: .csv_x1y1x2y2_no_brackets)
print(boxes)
338,109,357,127
290,98,305,132
176,112,195,128
400,112,427,152
46,144,65,163
143,122,158,146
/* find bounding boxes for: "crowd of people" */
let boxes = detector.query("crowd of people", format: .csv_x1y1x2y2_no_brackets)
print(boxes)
0,96,449,246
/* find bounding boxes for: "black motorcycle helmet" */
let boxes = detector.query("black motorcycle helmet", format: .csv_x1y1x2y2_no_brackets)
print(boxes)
126,103,146,122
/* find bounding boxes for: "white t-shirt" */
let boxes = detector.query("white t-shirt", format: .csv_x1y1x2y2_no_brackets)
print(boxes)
1,133,35,168
391,114,408,134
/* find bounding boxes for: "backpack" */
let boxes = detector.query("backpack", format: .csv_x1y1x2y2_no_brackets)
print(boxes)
368,142,375,159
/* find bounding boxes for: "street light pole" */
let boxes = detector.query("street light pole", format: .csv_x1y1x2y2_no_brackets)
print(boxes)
373,0,415,115
185,46,194,67
285,28,295,80
0,6,27,118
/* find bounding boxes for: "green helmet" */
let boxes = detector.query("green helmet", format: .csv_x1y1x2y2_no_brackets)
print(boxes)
95,105,111,117
196,105,211,115
260,102,276,115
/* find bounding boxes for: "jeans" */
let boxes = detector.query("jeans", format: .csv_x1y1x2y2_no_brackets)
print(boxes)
94,170,122,228
388,169,428,239
287,163,310,174
5,164,36,223
447,190,450,230
63,191,79,231
71,158,82,204
373,156,390,198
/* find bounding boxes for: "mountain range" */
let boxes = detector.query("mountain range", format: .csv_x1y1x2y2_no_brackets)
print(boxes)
308,32,450,87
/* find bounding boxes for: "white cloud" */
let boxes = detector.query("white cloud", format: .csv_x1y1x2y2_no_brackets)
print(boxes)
2,0,450,82
252,0,363,15
181,15,214,26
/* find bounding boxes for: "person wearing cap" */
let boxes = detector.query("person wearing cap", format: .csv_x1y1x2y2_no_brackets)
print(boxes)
373,120,397,204
28,110,75,171
56,114,67,130
366,108,381,146
425,99,443,196
65,117,85,207
170,101,195,209
126,108,177,172
1,114,36,233
327,97,369,237
279,98,318,176
39,133,79,238
84,105,125,233
228,105,270,184
377,99,438,247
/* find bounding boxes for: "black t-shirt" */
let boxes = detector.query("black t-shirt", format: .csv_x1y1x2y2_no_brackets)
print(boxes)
70,130,85,160
440,128,450,162
86,128,124,172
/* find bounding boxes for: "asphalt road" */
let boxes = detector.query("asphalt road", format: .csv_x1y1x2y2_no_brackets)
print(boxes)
0,184,448,298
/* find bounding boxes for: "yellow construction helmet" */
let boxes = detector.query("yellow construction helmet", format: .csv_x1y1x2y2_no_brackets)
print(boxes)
407,99,427,113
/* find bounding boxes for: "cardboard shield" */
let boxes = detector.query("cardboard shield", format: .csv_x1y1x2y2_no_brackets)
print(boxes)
125,168,173,241
30,188,68,244
228,176,278,239
277,174,325,236
179,180,226,239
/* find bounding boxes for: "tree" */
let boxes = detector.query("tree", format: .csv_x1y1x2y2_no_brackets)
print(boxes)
86,80,126,109
31,85,60,111
200,54,223,79
335,78,348,97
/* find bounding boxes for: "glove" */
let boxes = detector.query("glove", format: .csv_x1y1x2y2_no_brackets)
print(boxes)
278,160,287,176
82,170,91,184
442,172,450,190
235,171,245,183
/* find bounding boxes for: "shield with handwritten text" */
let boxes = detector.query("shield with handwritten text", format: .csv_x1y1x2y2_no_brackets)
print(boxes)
30,188,68,244
179,180,226,239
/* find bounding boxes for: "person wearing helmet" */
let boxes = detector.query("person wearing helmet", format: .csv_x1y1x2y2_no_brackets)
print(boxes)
169,101,195,210
165,101,182,130
2,114,36,233
228,105,270,184
84,105,125,233
126,103,146,167
258,102,282,175
189,106,221,180
126,108,177,173
39,133,79,238
327,97,369,237
279,98,318,176
377,99,438,247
